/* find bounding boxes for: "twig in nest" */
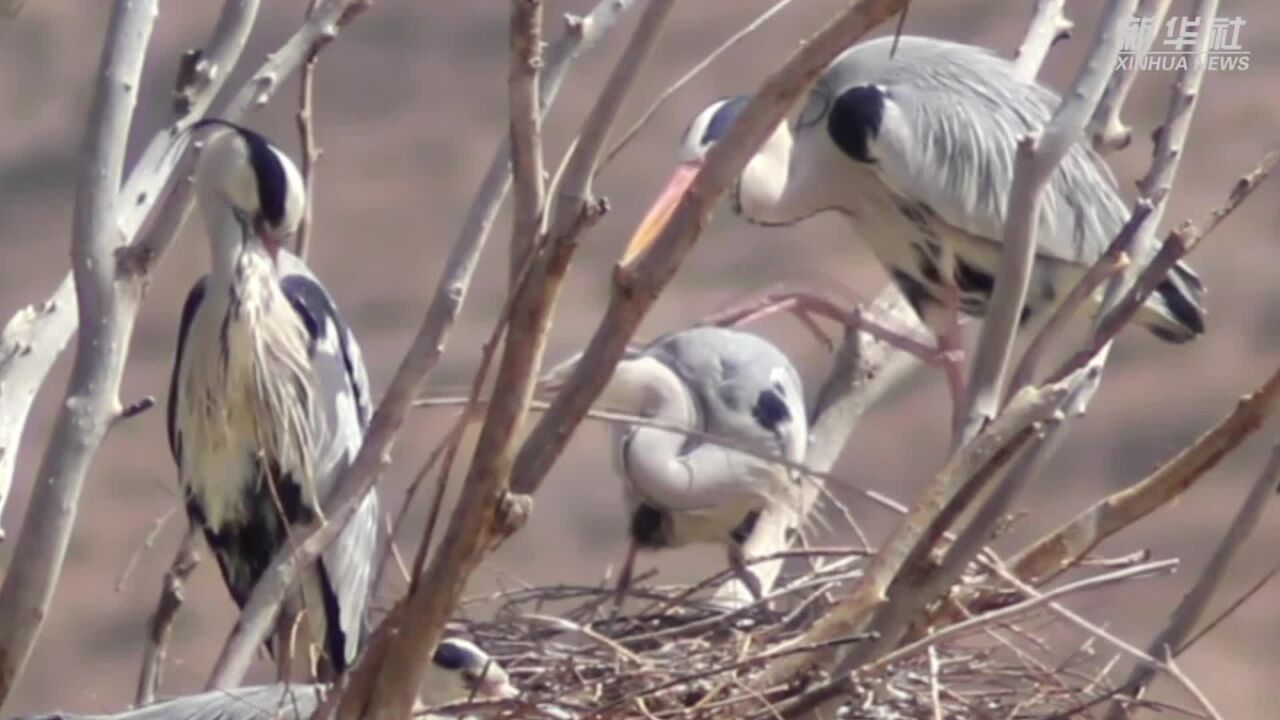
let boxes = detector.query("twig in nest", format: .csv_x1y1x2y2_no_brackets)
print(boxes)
115,506,177,593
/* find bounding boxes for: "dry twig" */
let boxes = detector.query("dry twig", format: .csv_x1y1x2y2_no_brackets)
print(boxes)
135,529,201,706
1103,442,1280,719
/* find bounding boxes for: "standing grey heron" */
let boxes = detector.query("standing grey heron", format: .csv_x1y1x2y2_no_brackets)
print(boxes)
541,326,816,609
621,35,1206,357
167,120,378,679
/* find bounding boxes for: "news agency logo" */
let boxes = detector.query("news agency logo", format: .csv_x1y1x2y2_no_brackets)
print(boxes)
1117,16,1250,72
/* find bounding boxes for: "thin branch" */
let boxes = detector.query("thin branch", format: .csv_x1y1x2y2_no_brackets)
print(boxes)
1057,147,1279,383
135,529,201,706
1090,0,1217,334
776,559,1178,718
510,0,912,498
294,0,324,259
1090,0,1173,154
333,4,675,717
0,0,261,541
1011,0,1073,81
0,0,157,708
202,0,643,701
752,375,1074,694
508,0,546,281
600,0,799,170
958,0,1137,449
954,357,1280,620
1103,442,1280,719
1010,203,1143,392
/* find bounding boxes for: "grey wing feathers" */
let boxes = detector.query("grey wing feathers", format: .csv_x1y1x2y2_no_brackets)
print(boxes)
278,252,378,668
17,685,325,720
831,36,1127,265
826,35,1205,339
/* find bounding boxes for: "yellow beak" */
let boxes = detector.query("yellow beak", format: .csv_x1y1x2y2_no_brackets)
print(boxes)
619,160,703,269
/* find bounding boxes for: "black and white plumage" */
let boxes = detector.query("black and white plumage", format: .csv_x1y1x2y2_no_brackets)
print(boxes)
18,639,518,720
542,327,816,608
623,35,1206,343
166,121,378,678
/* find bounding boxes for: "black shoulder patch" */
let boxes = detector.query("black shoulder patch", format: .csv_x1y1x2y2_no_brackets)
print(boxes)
433,640,474,671
752,388,790,431
828,85,885,163
700,95,750,145
167,276,208,461
193,118,288,226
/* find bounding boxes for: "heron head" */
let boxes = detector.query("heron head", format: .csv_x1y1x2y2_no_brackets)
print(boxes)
193,120,304,260
423,637,519,707
619,95,793,269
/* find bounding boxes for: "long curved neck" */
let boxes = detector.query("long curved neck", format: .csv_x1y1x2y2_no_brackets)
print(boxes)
198,188,280,297
611,357,698,480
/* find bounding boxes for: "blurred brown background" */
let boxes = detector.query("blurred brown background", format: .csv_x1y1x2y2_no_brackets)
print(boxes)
1,1,1278,716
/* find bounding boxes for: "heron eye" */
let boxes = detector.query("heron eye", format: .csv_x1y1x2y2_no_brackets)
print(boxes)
797,80,831,129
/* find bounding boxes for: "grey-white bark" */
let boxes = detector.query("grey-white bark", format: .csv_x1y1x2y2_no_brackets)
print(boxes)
0,0,157,707
204,0,643,694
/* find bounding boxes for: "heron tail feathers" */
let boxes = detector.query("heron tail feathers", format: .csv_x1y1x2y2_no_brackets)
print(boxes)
1141,260,1206,344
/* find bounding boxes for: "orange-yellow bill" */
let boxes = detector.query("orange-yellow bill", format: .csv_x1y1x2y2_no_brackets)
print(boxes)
619,160,702,269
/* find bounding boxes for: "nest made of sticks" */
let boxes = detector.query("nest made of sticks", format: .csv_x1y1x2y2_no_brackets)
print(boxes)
439,546,1164,720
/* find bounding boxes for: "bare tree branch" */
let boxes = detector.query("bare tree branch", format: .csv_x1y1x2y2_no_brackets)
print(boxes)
773,559,1178,717
0,0,157,706
201,0,643,697
294,0,325,259
0,280,74,541
752,375,1074,699
0,0,260,540
1103,442,1280,719
329,3,676,717
1011,0,1073,80
958,0,1137,449
135,529,200,706
804,287,923,472
510,0,912,497
1090,0,1173,154
508,0,546,281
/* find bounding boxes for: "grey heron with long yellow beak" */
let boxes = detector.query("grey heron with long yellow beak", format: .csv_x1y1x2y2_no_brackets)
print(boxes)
542,326,816,609
622,35,1206,355
167,121,378,679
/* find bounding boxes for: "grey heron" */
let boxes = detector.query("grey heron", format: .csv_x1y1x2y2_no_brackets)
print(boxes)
541,326,816,608
17,638,518,720
167,120,378,679
622,35,1206,356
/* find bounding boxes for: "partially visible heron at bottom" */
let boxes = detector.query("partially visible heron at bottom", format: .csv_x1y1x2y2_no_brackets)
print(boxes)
167,120,379,680
541,326,818,609
17,638,520,720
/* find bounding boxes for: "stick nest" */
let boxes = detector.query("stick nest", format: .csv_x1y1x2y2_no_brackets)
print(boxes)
441,548,1135,719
